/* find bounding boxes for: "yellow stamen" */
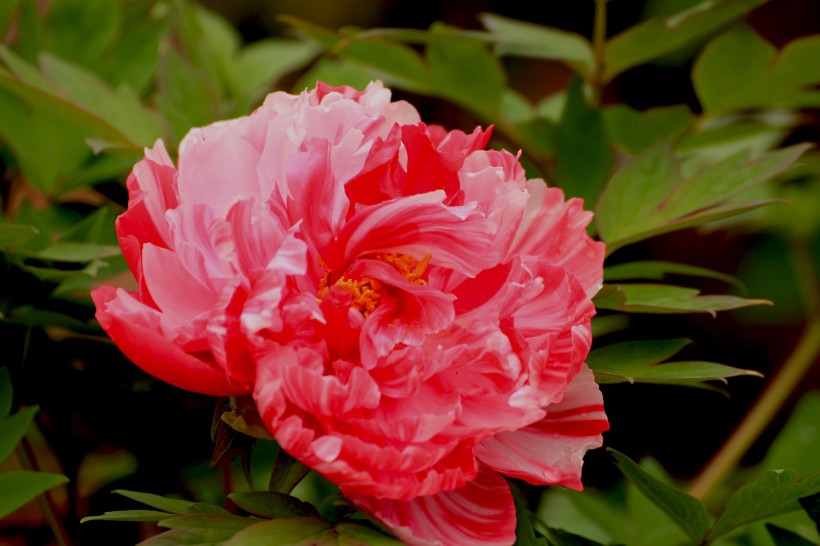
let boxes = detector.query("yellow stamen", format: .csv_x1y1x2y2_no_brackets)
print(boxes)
378,253,432,285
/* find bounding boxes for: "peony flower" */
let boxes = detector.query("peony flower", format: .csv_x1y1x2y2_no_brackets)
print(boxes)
93,81,608,546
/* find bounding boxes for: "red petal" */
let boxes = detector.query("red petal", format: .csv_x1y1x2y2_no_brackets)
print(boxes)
475,365,608,490
349,465,516,546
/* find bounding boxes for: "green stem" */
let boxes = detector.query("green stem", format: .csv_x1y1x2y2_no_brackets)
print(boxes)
591,0,608,107
16,438,73,546
688,239,820,502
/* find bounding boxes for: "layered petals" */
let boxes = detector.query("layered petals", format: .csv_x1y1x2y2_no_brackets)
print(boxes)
349,465,516,546
96,80,608,546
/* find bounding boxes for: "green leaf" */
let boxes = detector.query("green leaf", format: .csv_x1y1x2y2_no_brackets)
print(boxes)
604,0,768,81
0,368,11,418
221,517,335,546
603,105,693,153
0,470,69,519
156,47,218,145
767,524,820,546
609,449,709,544
139,527,238,546
3,306,100,333
269,446,311,494
228,491,319,519
158,514,257,532
113,489,229,515
762,393,820,476
800,493,820,531
44,0,120,68
82,510,175,523
554,78,613,205
604,261,743,289
593,284,769,315
595,144,807,254
545,528,606,546
480,13,594,75
708,470,820,541
694,27,820,112
336,523,404,545
587,338,761,385
230,39,317,110
0,0,19,36
511,482,551,546
30,242,121,262
0,223,39,249
0,405,38,464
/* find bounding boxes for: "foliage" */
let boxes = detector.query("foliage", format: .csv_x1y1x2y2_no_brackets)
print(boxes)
0,0,818,544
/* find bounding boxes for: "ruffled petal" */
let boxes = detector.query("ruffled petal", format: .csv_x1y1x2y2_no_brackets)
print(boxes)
348,465,516,546
475,365,608,490
513,183,605,297
92,286,248,396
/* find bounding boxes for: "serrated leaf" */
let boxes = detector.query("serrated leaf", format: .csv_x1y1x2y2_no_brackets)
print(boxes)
609,449,709,544
604,261,743,288
604,0,767,81
480,13,593,75
0,471,69,518
229,491,319,519
555,78,613,206
82,509,174,523
596,144,806,254
707,471,820,541
0,223,39,249
222,517,335,546
0,405,38,464
766,524,820,546
603,105,693,153
695,27,820,112
593,284,769,315
114,489,229,515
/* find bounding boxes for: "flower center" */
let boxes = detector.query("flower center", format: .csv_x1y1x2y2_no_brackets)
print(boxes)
317,253,431,316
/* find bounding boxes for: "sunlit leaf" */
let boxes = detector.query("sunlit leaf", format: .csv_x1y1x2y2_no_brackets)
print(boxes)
596,144,806,254
555,78,612,205
593,284,769,315
230,39,317,110
0,471,69,519
156,47,218,145
228,491,319,519
480,13,594,75
707,470,820,541
604,0,767,81
31,242,121,262
604,261,743,289
695,27,820,112
609,449,709,544
603,105,693,153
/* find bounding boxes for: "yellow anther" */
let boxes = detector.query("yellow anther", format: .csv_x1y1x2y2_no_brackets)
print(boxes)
378,253,431,285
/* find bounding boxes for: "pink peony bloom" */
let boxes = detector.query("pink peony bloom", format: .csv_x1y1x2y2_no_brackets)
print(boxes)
93,81,608,546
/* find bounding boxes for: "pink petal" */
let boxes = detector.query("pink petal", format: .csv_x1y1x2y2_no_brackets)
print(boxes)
92,286,248,396
475,365,608,490
348,465,516,546
141,244,217,326
513,183,605,297
177,121,263,214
